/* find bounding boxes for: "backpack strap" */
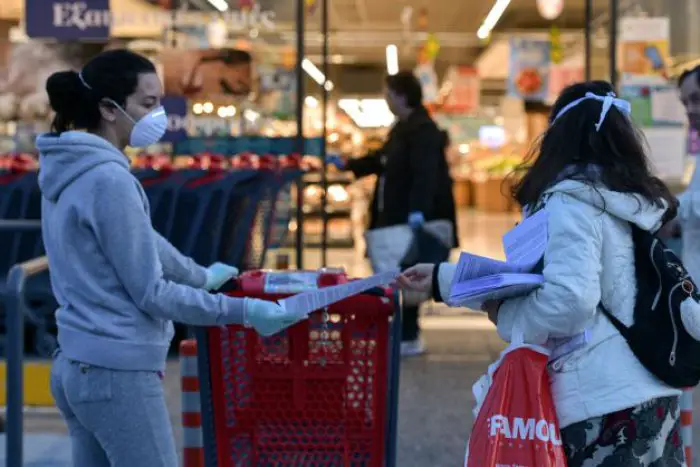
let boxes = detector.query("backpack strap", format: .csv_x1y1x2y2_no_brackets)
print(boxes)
599,303,631,340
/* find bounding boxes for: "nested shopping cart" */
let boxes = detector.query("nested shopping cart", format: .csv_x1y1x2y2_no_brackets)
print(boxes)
194,270,402,466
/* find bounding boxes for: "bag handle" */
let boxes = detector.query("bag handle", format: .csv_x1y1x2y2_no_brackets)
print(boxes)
508,313,526,347
511,324,525,347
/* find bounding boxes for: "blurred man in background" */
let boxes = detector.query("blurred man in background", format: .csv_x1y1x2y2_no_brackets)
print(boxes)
341,71,457,356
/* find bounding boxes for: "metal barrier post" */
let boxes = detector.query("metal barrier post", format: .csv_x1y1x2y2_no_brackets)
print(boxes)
180,339,204,467
4,267,24,467
0,220,45,467
3,255,49,467
681,388,693,465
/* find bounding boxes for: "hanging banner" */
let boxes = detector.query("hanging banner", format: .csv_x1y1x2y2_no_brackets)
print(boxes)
26,0,111,40
414,62,439,104
547,64,583,104
24,0,276,40
619,17,670,85
441,66,480,113
161,95,189,144
160,48,252,99
508,37,551,102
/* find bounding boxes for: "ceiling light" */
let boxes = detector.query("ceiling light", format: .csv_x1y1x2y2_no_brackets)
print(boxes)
386,44,399,75
302,58,334,90
208,0,229,12
477,0,511,39
338,98,395,128
305,96,319,107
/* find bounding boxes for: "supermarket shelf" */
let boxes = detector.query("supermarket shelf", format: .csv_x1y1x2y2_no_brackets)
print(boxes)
304,239,355,248
295,207,352,218
284,237,355,249
302,173,353,185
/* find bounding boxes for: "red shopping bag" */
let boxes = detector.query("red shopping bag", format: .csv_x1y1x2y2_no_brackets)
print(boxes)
466,347,567,467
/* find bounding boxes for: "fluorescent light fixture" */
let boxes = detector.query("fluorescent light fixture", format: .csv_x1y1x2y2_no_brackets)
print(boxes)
305,96,319,107
302,58,334,91
477,0,511,39
208,0,229,12
386,44,399,75
338,98,395,128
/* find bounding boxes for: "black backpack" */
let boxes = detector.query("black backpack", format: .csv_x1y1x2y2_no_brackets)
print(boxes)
529,195,700,388
600,224,700,388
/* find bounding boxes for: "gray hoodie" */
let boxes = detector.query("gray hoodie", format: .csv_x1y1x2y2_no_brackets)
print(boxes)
37,131,244,372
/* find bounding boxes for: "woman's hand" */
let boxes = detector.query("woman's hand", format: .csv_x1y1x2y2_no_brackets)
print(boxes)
395,264,435,294
482,300,502,325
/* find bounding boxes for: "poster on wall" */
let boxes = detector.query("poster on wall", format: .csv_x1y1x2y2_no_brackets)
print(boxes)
547,64,583,104
415,63,439,104
257,65,296,119
508,37,550,102
620,84,685,127
159,48,252,99
441,66,480,114
619,17,670,85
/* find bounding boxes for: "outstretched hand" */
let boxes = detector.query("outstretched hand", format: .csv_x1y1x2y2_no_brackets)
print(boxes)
394,263,435,294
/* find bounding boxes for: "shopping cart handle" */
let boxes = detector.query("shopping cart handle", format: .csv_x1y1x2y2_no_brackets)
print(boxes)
359,287,387,297
214,280,240,294
212,281,388,298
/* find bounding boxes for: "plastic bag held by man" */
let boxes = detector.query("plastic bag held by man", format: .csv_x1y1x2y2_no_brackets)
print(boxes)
465,346,567,467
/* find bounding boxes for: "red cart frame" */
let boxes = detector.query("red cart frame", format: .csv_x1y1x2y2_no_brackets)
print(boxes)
194,279,402,466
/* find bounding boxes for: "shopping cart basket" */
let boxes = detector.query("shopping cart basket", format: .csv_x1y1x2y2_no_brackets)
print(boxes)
194,270,402,466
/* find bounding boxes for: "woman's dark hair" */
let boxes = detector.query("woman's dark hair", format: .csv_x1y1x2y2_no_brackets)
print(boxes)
46,49,156,133
385,71,423,108
511,80,677,221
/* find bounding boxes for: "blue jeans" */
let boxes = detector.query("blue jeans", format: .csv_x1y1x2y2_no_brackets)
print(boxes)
50,352,178,467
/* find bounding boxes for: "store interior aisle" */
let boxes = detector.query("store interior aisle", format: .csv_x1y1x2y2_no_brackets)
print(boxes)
395,313,506,466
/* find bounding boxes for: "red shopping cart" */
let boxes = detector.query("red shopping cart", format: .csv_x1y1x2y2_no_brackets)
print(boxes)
194,270,402,466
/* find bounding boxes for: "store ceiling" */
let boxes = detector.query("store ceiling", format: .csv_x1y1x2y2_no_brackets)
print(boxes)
249,0,612,66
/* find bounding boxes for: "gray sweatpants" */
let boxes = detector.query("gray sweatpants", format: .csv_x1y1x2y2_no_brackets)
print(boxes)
50,352,178,467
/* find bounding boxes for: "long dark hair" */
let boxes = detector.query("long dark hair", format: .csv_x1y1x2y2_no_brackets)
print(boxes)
511,80,677,220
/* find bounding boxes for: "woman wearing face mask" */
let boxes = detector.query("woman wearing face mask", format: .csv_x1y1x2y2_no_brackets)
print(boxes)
37,49,303,466
398,81,685,466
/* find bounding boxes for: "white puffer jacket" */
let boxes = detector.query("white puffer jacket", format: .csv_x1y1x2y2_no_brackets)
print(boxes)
439,180,681,428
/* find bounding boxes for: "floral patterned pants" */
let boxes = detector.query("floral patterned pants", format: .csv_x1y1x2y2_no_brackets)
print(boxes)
561,396,686,467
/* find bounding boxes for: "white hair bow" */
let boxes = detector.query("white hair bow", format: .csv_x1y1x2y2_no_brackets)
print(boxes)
553,91,632,132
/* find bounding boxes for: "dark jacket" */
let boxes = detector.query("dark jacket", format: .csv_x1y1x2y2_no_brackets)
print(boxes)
347,106,458,246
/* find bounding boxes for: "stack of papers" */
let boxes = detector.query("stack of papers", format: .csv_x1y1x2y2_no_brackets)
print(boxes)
277,270,399,317
447,209,548,309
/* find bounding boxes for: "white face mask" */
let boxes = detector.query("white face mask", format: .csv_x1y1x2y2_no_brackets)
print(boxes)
112,102,168,147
